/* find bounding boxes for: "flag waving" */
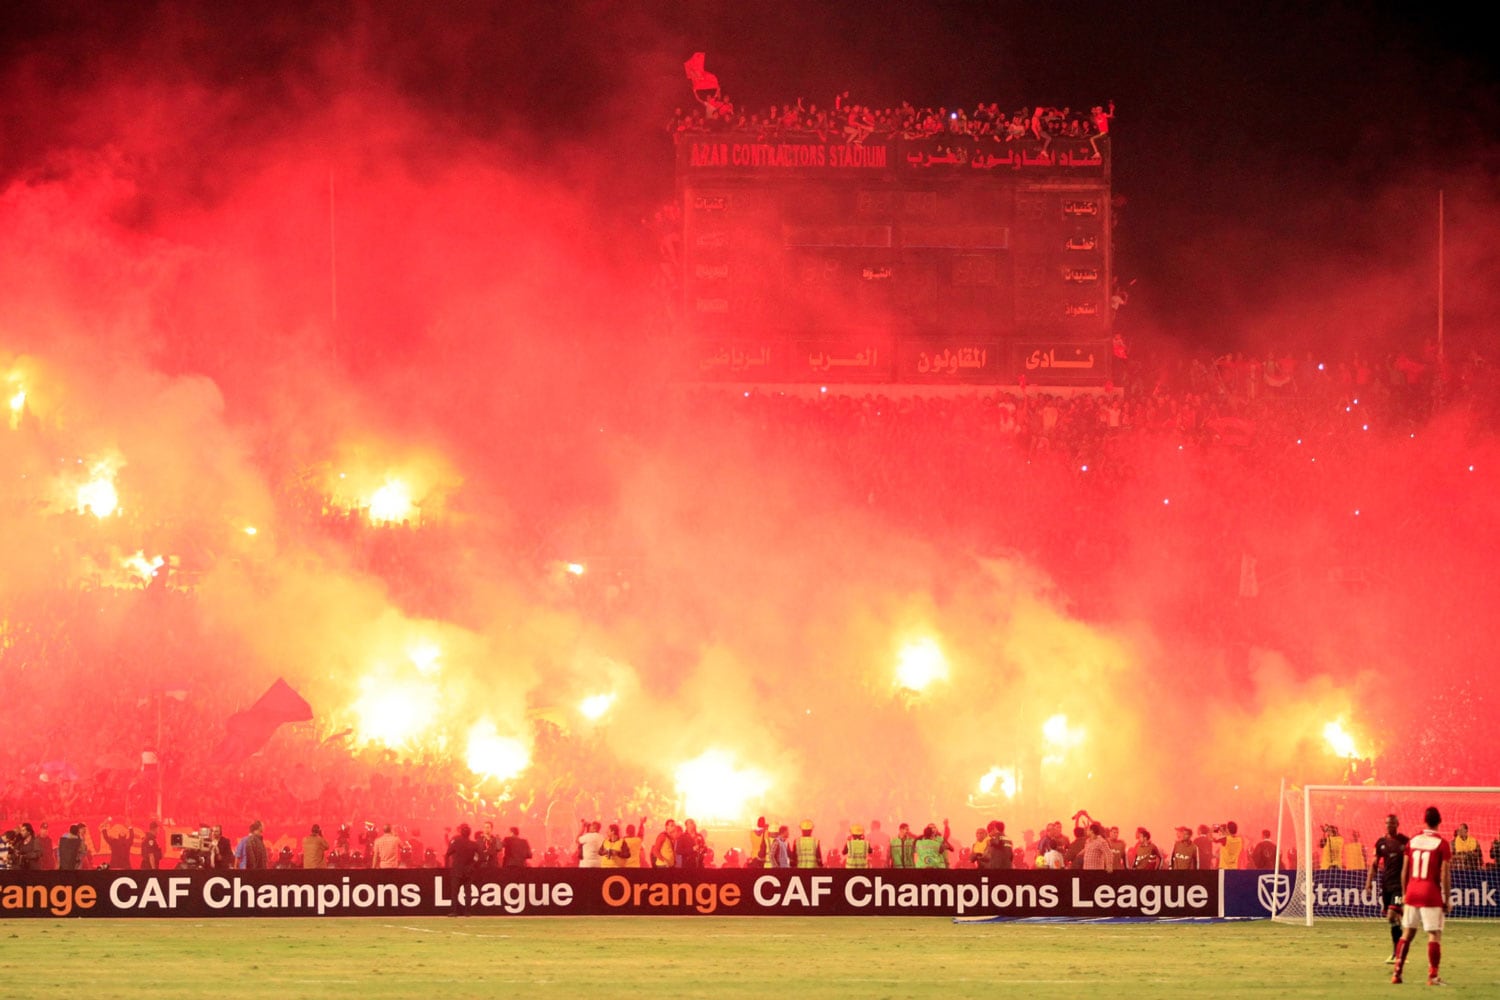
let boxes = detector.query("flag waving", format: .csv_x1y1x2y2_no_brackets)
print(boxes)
216,677,314,759
683,52,719,94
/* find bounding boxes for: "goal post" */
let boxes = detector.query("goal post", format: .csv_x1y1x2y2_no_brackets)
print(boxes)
1273,784,1500,925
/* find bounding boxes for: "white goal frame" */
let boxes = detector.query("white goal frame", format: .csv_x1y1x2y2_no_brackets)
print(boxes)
1282,784,1500,926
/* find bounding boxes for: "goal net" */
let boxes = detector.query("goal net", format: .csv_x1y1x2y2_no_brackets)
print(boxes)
1273,784,1500,924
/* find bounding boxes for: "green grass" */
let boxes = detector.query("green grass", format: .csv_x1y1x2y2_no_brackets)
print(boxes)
3,918,1497,999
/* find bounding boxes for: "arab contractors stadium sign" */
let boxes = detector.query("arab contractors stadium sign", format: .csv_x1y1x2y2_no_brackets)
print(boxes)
3,869,1497,919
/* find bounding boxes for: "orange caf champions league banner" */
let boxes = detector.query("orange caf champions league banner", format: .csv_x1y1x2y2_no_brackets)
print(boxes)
1,869,1217,919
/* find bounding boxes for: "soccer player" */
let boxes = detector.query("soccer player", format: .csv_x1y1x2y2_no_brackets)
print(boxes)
1391,805,1452,986
1365,813,1408,963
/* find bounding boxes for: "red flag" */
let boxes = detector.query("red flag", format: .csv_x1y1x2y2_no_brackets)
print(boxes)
683,52,719,93
216,677,314,759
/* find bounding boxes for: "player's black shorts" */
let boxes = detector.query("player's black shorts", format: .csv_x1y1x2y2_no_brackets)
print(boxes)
1381,887,1403,915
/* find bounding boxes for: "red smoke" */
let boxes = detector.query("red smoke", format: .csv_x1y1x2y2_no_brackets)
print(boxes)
2,4,1498,851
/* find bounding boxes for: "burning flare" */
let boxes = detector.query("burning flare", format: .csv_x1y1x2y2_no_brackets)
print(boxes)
978,766,1019,799
76,462,120,518
1323,719,1362,759
894,637,948,693
368,478,415,524
465,719,531,782
579,693,615,720
349,670,440,749
674,748,771,824
122,550,164,583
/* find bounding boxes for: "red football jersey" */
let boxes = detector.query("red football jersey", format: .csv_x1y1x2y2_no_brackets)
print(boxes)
1403,830,1451,907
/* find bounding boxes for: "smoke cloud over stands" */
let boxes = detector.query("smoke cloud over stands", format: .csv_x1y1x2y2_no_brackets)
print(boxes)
2,3,1498,842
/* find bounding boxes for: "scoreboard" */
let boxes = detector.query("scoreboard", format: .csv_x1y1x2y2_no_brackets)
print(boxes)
675,133,1113,385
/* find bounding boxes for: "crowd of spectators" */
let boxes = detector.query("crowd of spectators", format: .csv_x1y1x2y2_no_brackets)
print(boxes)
11,808,1500,879
3,332,1495,871
669,92,1113,148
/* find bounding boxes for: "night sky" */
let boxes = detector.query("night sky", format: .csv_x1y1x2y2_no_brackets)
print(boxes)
4,1,1495,349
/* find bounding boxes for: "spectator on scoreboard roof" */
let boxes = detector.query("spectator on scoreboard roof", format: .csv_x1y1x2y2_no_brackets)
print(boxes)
1451,823,1481,870
1391,805,1451,986
501,826,532,867
302,823,330,868
1170,826,1198,870
1366,813,1409,964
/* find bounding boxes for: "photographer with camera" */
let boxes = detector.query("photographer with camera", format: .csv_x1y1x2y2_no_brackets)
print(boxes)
577,819,604,868
303,823,330,868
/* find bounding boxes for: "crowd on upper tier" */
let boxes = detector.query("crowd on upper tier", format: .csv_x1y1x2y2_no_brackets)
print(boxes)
670,92,1114,146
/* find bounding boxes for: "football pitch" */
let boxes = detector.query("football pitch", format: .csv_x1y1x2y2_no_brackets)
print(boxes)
4,918,1498,999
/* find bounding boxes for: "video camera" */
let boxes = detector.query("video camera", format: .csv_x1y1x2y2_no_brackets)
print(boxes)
170,826,214,852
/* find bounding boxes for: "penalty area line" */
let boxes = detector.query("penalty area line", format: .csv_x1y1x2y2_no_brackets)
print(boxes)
383,923,510,938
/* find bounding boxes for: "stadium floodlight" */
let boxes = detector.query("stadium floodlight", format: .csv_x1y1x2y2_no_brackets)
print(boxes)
1274,784,1500,926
